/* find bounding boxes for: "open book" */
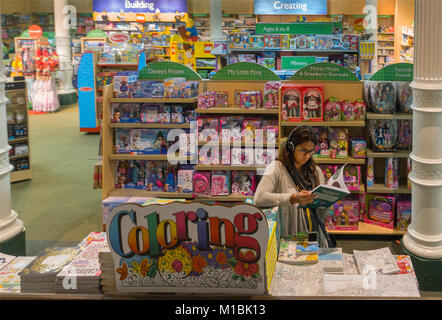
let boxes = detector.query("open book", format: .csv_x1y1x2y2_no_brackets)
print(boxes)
299,164,350,209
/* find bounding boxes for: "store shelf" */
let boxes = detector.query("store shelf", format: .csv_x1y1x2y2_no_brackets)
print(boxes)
196,195,253,202
281,120,365,127
10,154,29,161
367,149,411,158
109,189,194,199
313,157,366,165
96,63,138,67
366,183,411,194
350,185,366,194
109,154,192,161
402,32,414,37
8,137,28,144
400,43,413,47
194,164,267,171
110,98,198,104
109,123,191,129
10,169,32,183
195,108,279,115
366,112,412,120
327,222,406,235
198,141,278,148
379,32,395,35
229,48,359,53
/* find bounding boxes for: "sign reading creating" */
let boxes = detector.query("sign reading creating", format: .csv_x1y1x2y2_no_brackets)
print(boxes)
106,202,268,294
254,0,327,15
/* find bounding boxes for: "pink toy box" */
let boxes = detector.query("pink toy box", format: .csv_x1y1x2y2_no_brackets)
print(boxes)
364,195,396,229
326,199,360,230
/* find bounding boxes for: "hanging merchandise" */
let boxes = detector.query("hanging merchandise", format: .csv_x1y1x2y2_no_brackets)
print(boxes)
35,46,59,78
31,78,60,113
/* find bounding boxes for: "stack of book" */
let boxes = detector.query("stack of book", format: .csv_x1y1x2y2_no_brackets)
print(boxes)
19,246,83,293
353,247,400,275
278,233,319,265
0,255,36,293
55,232,109,294
98,249,115,295
318,248,344,273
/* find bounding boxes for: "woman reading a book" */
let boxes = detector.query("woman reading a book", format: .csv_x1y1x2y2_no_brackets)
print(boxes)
254,125,336,248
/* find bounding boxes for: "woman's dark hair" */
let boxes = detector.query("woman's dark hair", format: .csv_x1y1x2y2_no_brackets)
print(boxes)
279,125,319,187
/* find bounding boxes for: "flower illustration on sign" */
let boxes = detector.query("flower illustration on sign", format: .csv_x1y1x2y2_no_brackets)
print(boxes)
229,250,260,280
192,255,208,274
116,262,128,280
158,245,192,278
216,252,228,266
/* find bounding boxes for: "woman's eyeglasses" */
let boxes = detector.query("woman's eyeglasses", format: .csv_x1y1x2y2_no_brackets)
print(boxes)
296,147,316,156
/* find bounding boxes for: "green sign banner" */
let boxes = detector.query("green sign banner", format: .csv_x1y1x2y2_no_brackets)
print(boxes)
255,22,342,35
86,29,107,38
369,63,413,82
211,62,280,81
139,62,202,80
281,56,316,71
290,62,359,81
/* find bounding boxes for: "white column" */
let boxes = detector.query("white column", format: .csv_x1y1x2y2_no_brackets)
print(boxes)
54,0,76,95
210,0,224,41
403,0,442,259
365,0,379,72
0,22,25,243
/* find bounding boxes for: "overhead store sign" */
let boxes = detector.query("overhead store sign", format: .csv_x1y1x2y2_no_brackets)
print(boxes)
369,63,413,82
93,0,187,13
254,0,327,15
281,56,316,71
106,202,268,294
255,22,341,35
290,62,359,81
211,62,280,81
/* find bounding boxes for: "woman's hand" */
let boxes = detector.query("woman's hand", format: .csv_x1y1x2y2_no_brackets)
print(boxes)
290,190,317,206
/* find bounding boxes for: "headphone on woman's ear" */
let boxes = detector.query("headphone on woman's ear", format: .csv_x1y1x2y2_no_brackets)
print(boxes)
286,125,317,153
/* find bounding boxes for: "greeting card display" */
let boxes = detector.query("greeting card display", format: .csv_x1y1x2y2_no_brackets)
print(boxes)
365,195,396,229
264,81,281,109
302,86,324,122
281,84,302,121
145,161,167,191
370,82,396,114
397,120,412,150
329,128,349,159
395,82,412,113
211,171,230,196
193,171,211,197
324,98,341,121
369,119,397,152
231,171,256,196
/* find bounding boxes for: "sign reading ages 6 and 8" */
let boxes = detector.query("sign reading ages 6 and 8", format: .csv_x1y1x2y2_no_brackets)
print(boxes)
106,202,268,294
254,0,327,15
255,22,339,35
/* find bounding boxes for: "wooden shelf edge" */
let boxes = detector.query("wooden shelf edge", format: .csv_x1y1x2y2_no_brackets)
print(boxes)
366,184,412,194
366,112,412,120
109,154,192,161
281,120,365,127
110,98,198,103
313,157,366,165
367,149,411,158
108,190,194,198
10,169,32,183
328,222,406,235
109,123,191,129
196,108,279,114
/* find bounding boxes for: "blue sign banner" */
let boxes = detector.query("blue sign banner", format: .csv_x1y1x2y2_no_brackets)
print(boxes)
78,52,97,129
93,0,187,13
254,0,327,15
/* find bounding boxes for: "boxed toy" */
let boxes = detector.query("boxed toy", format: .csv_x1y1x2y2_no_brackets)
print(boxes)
385,158,399,189
198,91,216,109
326,199,360,230
367,157,375,187
350,138,367,159
193,171,211,197
257,57,275,70
353,99,366,120
145,161,167,191
249,35,264,49
397,120,412,150
369,119,397,152
214,91,228,108
111,103,140,123
395,82,413,113
324,98,342,121
281,84,302,121
115,160,146,189
170,106,186,124
114,72,138,98
130,129,169,154
319,165,335,183
219,116,243,143
329,128,349,159
335,165,361,191
396,199,412,231
211,170,230,196
264,34,281,48
264,81,281,109
280,35,290,50
139,104,162,123
115,128,131,154
181,81,199,98
164,77,186,99
134,80,164,98
370,81,396,114
199,145,219,165
164,164,177,192
243,118,262,144
289,35,297,50
262,119,279,142
240,91,261,109
197,117,219,142
341,100,356,121
177,166,194,193
302,86,324,122
365,195,396,229
314,127,331,158
231,170,256,196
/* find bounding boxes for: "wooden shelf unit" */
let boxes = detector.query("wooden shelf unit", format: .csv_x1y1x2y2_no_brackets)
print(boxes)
366,112,413,120
281,120,365,127
195,108,279,115
367,149,411,158
313,157,366,165
366,183,411,194
328,222,406,235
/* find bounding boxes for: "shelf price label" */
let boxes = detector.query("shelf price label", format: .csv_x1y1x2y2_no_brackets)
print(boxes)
290,62,359,81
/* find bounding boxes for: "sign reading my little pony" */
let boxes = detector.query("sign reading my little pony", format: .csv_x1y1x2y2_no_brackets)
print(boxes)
106,202,269,294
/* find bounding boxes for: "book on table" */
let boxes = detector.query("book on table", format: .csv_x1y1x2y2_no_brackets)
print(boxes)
299,164,350,209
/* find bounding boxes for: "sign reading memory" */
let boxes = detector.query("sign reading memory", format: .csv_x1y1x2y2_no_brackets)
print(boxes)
254,0,327,15
139,61,202,80
211,62,280,81
369,63,413,82
281,56,316,71
290,62,359,81
106,202,268,294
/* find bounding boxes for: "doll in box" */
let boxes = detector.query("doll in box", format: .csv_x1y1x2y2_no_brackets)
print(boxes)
281,87,302,121
330,200,359,230
164,77,185,99
240,92,259,109
231,171,256,196
369,119,397,151
177,168,194,193
396,199,411,231
211,171,230,196
336,165,361,191
115,160,131,188
395,82,412,113
365,195,396,229
367,158,375,187
314,127,330,158
303,87,323,121
371,82,396,114
397,120,412,150
197,117,219,143
111,104,121,123
193,171,211,197
353,100,366,120
342,100,356,121
214,91,228,108
126,160,146,189
146,161,167,191
329,128,348,158
324,98,342,121
385,158,399,189
181,81,199,99
319,165,335,184
171,106,185,124
264,81,281,109
115,129,131,154
243,119,261,144
140,105,161,123
220,116,243,143
164,164,177,192
350,138,367,159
